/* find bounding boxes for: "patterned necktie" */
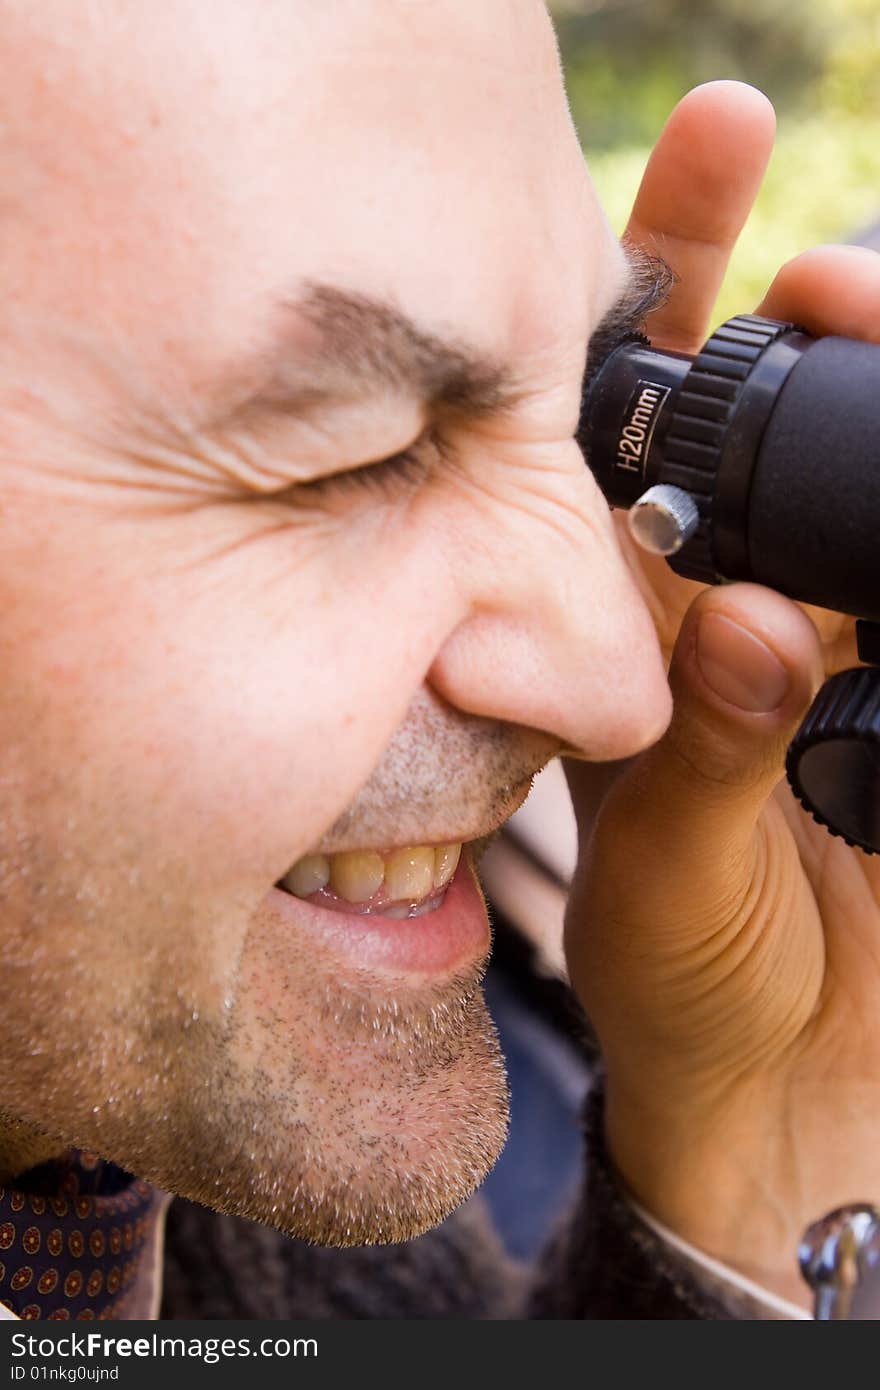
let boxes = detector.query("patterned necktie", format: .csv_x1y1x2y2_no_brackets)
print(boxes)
0,1149,165,1320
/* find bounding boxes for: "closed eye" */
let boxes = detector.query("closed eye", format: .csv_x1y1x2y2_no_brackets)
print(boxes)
291,435,437,502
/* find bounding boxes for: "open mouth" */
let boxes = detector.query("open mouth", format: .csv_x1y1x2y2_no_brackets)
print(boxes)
276,843,463,920
269,839,496,976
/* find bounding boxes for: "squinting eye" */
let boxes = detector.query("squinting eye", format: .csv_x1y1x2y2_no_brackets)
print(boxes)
299,441,435,500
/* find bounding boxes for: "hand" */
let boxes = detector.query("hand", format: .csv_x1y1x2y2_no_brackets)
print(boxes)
565,81,880,1308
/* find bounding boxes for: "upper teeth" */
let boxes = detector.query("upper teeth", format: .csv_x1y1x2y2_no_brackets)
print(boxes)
281,843,461,906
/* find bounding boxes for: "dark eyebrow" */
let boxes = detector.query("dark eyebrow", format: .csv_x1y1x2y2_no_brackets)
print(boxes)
202,247,673,435
206,283,517,430
582,243,676,383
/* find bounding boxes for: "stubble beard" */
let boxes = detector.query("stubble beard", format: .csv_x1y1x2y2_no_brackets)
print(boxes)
0,844,510,1247
111,954,511,1248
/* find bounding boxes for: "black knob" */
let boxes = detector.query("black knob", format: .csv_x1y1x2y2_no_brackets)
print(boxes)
786,667,880,855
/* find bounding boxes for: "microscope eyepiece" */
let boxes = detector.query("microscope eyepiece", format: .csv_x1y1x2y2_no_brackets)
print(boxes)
577,313,880,853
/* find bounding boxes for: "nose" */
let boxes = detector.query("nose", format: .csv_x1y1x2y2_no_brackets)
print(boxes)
426,441,673,761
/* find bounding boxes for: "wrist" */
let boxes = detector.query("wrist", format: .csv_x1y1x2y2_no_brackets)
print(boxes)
603,1076,814,1311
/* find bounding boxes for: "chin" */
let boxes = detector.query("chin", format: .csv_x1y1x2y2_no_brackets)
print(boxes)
230,1021,511,1248
93,971,511,1249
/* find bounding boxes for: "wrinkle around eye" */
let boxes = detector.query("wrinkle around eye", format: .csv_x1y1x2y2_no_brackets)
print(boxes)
183,409,435,505
263,430,448,511
198,388,431,498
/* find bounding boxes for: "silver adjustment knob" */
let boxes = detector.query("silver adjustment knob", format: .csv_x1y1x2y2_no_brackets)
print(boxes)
799,1204,880,1320
628,483,700,556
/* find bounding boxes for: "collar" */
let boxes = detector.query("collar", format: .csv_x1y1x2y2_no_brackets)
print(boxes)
0,1150,168,1320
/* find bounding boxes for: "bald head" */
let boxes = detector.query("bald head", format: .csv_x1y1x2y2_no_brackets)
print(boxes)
0,1,602,443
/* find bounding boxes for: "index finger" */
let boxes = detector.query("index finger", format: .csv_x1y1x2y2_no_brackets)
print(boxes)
625,81,776,354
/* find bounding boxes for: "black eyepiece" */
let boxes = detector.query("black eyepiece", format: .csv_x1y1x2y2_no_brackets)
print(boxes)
577,313,880,853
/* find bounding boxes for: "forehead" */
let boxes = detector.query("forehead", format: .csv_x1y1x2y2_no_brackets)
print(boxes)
0,1,621,411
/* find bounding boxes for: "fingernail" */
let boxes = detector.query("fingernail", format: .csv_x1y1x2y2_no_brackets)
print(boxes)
696,612,790,713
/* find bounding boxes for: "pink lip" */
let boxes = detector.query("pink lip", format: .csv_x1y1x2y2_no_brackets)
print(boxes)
265,854,490,978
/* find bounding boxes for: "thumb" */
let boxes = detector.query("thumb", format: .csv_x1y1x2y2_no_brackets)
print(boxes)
599,584,825,915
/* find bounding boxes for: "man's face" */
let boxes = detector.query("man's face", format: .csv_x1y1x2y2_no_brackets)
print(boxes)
0,0,670,1240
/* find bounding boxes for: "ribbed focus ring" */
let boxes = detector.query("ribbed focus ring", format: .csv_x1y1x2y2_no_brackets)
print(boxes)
660,315,792,582
786,668,880,852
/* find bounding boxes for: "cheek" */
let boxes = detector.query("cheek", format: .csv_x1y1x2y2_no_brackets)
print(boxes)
0,504,466,900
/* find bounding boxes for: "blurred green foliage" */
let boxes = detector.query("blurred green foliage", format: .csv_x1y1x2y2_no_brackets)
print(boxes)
553,0,880,322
